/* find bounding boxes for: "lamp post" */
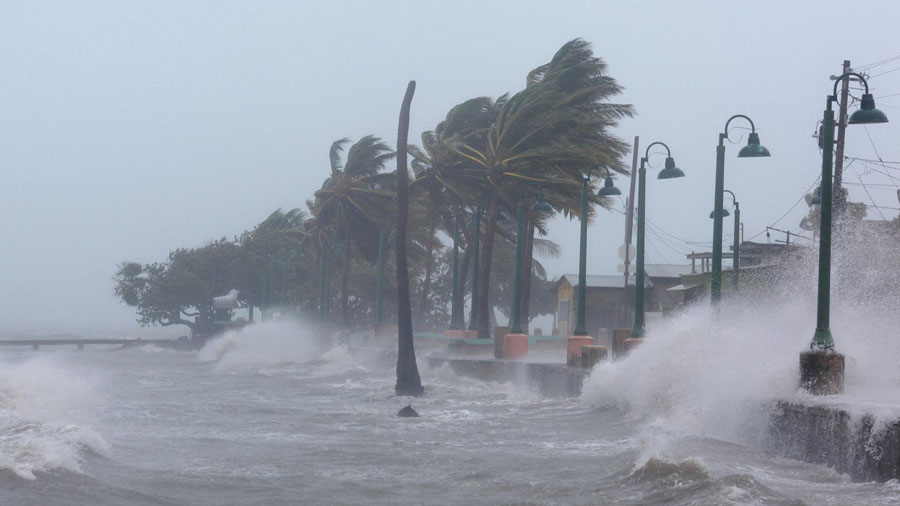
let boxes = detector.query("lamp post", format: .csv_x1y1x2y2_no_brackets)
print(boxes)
630,142,685,339
466,205,482,333
503,185,553,359
801,72,887,395
573,167,622,337
711,115,770,305
710,190,740,293
448,215,465,331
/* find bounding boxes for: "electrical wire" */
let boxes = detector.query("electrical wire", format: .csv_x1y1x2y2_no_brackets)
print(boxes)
871,66,900,78
856,54,900,71
744,174,822,243
844,156,900,166
854,165,887,220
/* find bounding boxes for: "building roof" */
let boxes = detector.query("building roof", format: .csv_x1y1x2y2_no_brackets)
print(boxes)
558,274,652,289
644,264,692,278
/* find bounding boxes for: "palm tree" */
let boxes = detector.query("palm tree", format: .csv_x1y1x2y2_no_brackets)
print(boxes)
313,136,396,327
395,80,424,396
408,96,507,328
452,39,634,341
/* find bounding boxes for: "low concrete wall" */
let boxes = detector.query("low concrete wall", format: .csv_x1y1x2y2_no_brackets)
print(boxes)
769,401,900,482
425,356,587,398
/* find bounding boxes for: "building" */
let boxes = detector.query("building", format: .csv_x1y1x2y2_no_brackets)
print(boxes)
555,264,692,337
673,241,807,303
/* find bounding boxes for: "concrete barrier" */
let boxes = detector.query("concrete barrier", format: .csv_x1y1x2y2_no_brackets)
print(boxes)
502,333,528,359
580,345,607,369
425,356,587,398
612,329,630,359
769,401,900,482
566,336,594,367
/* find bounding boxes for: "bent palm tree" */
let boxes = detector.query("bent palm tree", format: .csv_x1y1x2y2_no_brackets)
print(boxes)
395,81,424,396
453,39,634,342
314,136,396,327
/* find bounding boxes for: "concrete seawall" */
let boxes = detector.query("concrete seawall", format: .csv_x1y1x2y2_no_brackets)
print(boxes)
424,356,588,398
769,401,900,482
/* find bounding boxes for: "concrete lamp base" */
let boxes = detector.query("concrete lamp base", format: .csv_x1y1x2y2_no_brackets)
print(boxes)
567,336,594,367
623,338,644,353
800,350,845,395
502,333,528,360
580,345,608,370
612,329,631,359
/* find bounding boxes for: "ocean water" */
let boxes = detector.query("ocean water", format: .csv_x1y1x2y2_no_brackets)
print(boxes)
1,318,899,506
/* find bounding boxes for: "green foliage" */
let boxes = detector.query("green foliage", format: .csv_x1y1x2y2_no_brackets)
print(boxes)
115,39,632,334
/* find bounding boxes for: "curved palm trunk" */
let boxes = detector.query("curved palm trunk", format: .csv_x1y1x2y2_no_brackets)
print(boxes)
476,194,499,349
520,218,535,334
395,80,424,396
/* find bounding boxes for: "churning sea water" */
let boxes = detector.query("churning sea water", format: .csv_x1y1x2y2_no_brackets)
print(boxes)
1,319,899,506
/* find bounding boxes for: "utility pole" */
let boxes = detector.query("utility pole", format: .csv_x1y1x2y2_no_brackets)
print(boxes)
832,59,851,218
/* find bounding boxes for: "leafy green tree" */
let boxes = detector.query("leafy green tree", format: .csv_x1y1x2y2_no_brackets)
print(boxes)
114,239,242,332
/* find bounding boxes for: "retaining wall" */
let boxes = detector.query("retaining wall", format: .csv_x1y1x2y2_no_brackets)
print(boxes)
425,356,587,398
769,401,900,482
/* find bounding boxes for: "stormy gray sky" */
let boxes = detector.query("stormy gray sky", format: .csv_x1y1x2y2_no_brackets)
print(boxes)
2,0,899,333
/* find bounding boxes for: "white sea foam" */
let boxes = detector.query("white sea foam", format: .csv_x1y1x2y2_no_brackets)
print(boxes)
582,236,900,452
197,320,326,368
0,356,107,479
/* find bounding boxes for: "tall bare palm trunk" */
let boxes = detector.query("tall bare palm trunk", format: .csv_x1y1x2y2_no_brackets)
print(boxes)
395,80,424,396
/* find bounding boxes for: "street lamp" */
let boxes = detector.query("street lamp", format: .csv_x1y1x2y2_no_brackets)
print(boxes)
448,215,465,331
711,115,770,305
802,72,888,395
710,190,740,293
467,204,482,333
573,166,622,337
630,142,685,339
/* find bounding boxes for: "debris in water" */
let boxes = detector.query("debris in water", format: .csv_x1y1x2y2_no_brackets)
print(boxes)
398,405,419,417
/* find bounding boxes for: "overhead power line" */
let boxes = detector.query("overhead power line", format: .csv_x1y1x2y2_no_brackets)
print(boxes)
856,54,900,70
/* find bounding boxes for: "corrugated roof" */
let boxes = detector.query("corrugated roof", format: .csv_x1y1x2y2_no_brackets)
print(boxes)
644,264,692,278
559,274,652,289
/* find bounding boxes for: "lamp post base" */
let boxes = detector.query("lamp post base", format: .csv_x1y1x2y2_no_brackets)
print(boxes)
567,336,594,367
623,337,644,353
800,350,845,395
444,330,467,340
612,329,631,359
580,345,608,369
502,333,528,360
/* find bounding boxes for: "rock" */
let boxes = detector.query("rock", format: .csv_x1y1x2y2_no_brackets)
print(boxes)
398,405,419,417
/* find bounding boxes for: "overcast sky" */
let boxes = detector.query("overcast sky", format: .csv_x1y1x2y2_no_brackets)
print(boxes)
2,0,899,334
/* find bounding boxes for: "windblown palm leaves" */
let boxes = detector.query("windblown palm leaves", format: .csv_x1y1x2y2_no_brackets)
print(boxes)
313,136,396,325
450,38,634,339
